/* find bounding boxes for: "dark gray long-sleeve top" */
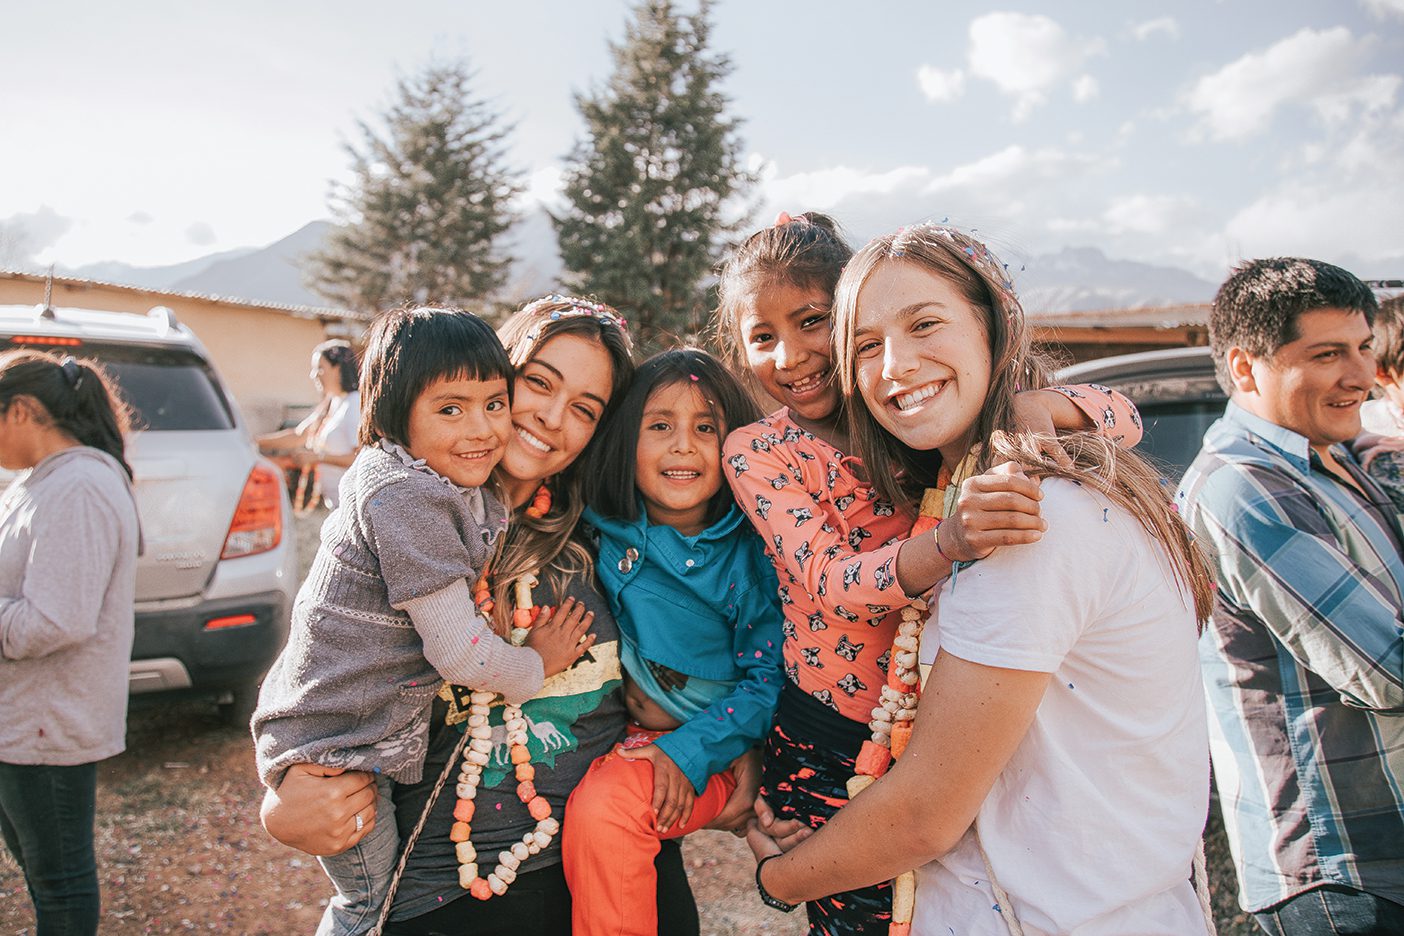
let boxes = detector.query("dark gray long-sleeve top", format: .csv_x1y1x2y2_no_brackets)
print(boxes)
253,443,543,789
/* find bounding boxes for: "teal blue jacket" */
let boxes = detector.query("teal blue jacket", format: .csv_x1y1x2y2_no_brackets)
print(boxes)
584,502,785,792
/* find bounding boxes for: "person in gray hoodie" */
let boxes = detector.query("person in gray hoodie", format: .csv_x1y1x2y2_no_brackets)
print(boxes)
0,349,140,936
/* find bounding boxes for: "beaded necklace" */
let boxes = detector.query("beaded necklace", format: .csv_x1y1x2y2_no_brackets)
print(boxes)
446,485,562,900
846,456,975,936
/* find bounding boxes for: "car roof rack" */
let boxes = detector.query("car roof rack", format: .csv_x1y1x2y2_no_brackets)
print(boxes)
147,305,181,336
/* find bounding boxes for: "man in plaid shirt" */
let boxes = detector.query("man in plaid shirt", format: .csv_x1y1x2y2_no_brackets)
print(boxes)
1179,258,1404,935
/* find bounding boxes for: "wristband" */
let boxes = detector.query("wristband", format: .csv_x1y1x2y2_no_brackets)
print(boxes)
755,854,799,913
934,520,956,564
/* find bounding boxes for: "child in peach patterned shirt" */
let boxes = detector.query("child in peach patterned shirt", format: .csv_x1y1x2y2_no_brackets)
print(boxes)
715,212,1143,936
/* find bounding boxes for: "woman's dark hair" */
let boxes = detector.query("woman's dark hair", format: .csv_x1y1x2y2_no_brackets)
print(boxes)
479,295,636,636
0,349,134,478
315,339,360,394
714,212,853,371
357,306,513,448
584,348,761,526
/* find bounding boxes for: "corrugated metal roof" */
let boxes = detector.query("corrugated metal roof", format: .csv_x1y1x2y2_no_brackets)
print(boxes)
0,269,371,322
1028,303,1211,329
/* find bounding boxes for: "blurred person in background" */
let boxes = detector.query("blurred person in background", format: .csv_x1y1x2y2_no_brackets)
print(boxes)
0,349,141,936
260,339,361,510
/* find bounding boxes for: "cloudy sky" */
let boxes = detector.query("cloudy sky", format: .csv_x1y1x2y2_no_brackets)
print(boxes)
2,0,1401,282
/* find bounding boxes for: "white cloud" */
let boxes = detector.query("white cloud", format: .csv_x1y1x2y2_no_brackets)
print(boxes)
763,164,932,212
917,65,966,103
184,221,216,246
1047,193,1201,239
1131,17,1180,41
924,144,1107,195
1362,0,1404,19
967,12,1107,121
1072,74,1099,103
751,144,1114,249
1102,194,1200,235
126,210,154,225
1218,181,1404,267
0,205,74,267
1183,27,1399,140
1186,92,1404,275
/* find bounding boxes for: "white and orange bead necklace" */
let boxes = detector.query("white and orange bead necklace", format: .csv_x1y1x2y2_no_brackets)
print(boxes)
846,457,974,936
450,484,560,900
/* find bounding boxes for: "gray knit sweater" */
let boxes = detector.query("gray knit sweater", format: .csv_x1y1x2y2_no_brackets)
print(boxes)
253,443,540,788
0,447,139,766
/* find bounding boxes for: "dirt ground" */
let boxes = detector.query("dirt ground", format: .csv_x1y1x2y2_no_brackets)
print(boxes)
0,698,807,936
1,509,1257,935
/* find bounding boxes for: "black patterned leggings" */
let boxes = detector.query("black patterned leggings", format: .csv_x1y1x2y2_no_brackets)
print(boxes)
759,683,892,936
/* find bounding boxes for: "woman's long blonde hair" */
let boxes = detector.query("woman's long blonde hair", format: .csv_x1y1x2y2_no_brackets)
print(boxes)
833,224,1213,624
483,296,634,635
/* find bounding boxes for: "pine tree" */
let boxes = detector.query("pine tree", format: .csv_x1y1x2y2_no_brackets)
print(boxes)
306,61,521,314
554,0,755,351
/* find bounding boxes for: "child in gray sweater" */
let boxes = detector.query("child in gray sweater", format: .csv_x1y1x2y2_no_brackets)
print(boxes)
253,308,594,936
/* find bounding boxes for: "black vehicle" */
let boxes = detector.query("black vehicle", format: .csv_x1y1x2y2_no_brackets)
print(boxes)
1057,346,1226,481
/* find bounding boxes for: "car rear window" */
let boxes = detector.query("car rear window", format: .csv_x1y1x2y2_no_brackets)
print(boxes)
0,339,236,431
1135,400,1227,480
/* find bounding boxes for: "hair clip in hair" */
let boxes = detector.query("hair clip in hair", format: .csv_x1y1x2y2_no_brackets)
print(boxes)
773,211,794,227
60,356,84,392
541,295,630,334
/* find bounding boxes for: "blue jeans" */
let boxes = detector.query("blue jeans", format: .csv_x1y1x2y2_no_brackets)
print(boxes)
0,761,100,936
1254,884,1404,935
317,775,399,936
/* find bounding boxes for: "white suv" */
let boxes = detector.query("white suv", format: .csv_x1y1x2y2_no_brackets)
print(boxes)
0,303,297,723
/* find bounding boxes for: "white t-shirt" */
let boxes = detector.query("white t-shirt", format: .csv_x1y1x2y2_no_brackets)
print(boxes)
299,391,360,509
912,479,1209,936
1360,398,1403,437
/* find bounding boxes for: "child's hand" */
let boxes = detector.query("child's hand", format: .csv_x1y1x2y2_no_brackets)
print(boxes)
708,748,762,834
1011,389,1079,467
1355,430,1404,469
525,597,597,678
752,794,813,851
617,743,696,834
942,461,1045,563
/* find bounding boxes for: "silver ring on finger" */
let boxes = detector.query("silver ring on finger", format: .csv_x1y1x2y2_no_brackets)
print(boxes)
354,810,364,833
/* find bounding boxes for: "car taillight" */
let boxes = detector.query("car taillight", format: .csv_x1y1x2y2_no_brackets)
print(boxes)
221,462,283,559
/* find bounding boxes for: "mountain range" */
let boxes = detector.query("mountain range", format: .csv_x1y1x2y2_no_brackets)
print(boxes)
60,215,1218,314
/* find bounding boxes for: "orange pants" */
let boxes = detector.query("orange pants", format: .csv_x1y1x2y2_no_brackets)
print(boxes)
562,730,737,936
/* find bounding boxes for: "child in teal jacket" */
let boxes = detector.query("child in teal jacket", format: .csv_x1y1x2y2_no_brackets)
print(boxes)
562,349,784,936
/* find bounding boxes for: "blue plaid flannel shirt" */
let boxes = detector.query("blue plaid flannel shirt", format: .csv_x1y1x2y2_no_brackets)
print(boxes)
1178,402,1404,912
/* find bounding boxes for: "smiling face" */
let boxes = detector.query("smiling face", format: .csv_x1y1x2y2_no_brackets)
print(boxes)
403,374,513,489
634,381,725,536
1233,307,1376,455
498,333,614,501
739,280,841,432
852,260,993,466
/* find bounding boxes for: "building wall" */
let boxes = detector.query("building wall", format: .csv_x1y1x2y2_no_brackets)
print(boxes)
0,277,341,433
